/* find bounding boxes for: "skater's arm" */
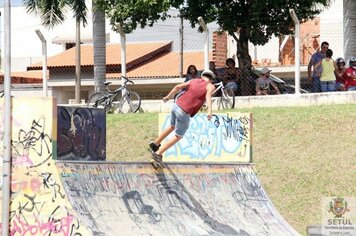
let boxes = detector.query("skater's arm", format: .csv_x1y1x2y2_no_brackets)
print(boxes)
163,81,190,102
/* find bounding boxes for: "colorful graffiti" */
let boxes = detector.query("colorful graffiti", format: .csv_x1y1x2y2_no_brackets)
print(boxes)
0,97,89,236
57,162,299,236
57,106,106,161
159,112,252,163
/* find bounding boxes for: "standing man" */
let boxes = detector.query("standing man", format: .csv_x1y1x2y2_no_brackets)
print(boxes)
308,41,329,93
149,70,216,162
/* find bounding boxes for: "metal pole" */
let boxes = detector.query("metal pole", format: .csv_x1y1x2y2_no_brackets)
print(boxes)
179,15,184,78
116,24,126,95
198,16,209,71
35,29,48,97
75,21,81,103
2,0,11,234
289,9,301,95
343,0,356,61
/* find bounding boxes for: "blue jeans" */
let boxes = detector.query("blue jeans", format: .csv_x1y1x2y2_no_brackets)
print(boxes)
347,86,356,91
312,76,321,93
171,103,190,137
335,82,345,91
226,81,238,93
320,81,336,92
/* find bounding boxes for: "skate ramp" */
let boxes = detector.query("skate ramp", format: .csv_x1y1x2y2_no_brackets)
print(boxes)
57,161,299,236
0,99,298,235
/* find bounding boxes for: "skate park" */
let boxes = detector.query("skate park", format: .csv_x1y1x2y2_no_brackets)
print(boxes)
0,97,303,235
1,0,356,234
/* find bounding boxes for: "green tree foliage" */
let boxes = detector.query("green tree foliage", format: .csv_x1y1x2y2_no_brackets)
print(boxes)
24,0,88,27
171,0,332,70
95,0,171,33
97,0,331,72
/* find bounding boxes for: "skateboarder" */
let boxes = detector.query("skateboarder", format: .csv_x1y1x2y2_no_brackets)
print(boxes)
149,69,216,162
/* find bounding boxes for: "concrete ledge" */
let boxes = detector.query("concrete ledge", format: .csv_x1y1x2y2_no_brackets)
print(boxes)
140,91,356,113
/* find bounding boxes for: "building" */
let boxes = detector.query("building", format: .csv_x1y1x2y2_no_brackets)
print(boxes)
0,1,348,103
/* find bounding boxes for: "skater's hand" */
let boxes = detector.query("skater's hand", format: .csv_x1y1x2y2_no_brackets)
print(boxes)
207,114,212,121
163,96,169,102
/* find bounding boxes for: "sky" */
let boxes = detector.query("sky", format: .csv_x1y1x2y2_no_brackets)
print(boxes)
0,0,23,7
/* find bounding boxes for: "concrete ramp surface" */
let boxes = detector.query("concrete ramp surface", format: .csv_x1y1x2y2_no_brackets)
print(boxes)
57,162,299,236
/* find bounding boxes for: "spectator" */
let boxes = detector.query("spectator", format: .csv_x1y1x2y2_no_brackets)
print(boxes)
184,65,199,82
209,61,224,84
334,57,347,91
255,66,281,95
209,61,218,80
308,41,329,93
319,49,336,92
343,56,356,91
222,58,241,95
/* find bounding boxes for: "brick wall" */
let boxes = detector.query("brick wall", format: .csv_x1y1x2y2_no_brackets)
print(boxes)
213,18,321,67
212,32,228,67
281,18,321,65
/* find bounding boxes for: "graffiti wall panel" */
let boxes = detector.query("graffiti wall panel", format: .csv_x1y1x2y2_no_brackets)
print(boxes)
0,97,90,236
57,106,106,161
57,162,299,236
158,112,252,163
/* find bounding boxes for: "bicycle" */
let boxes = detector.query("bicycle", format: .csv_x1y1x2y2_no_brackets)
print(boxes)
174,80,235,110
87,76,141,113
212,80,235,110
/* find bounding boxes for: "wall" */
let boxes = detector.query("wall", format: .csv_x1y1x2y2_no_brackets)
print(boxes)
343,0,356,61
57,106,106,161
320,0,344,59
0,97,90,235
136,91,356,114
158,112,252,163
212,32,228,68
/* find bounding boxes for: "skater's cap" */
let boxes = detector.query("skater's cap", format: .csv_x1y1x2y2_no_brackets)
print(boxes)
201,69,216,80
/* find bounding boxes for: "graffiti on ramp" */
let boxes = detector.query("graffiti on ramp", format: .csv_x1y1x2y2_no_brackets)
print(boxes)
57,162,299,236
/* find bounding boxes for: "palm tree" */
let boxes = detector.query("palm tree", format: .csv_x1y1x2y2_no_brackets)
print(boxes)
24,0,88,103
92,1,106,93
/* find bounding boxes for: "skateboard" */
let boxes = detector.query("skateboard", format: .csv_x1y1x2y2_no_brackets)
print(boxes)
149,149,165,170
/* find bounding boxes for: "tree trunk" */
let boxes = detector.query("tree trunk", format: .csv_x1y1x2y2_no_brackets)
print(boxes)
92,1,106,92
344,0,356,61
230,28,254,96
75,20,81,103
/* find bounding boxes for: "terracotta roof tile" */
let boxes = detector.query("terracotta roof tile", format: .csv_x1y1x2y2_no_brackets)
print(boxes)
22,41,211,80
0,70,43,84
28,41,173,70
107,51,208,78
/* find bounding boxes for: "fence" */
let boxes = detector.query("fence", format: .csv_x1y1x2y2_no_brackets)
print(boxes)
2,1,352,103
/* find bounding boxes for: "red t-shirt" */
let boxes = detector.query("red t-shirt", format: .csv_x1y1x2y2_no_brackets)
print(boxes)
176,78,208,117
335,68,346,84
343,67,356,89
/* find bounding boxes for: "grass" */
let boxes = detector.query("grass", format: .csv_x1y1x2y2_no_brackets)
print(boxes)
106,104,356,235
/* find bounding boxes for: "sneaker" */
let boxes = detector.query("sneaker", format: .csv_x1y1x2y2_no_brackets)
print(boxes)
149,141,161,152
151,151,163,162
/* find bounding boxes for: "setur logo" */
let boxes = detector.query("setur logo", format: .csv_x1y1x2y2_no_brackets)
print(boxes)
329,197,350,218
322,197,356,235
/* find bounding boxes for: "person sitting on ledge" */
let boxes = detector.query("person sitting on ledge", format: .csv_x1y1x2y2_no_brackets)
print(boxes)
255,66,281,95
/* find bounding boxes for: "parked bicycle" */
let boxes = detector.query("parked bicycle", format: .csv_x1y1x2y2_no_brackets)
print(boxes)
212,80,235,109
174,80,235,110
87,76,141,113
